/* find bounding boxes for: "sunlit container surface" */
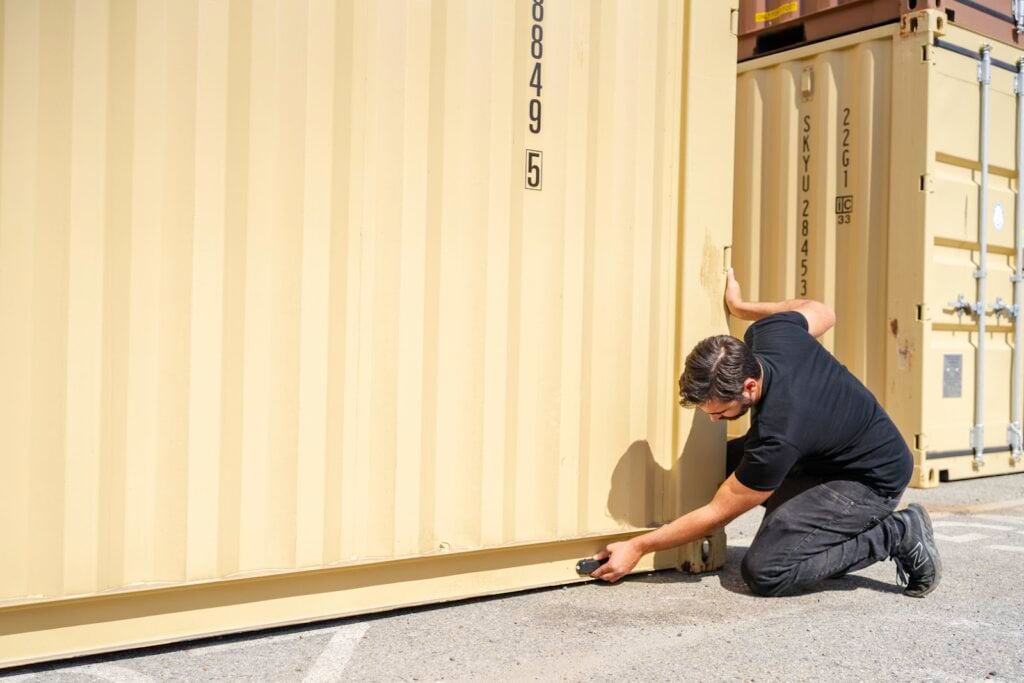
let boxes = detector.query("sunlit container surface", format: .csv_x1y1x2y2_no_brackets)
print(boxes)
732,10,1024,487
0,0,738,666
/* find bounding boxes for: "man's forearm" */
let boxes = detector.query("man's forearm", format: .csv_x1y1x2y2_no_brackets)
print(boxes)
632,504,727,554
730,298,809,322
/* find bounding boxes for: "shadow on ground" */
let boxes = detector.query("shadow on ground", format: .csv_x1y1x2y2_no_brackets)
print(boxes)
624,545,904,597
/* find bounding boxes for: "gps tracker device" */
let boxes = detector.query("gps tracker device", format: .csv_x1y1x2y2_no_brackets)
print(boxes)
575,557,608,575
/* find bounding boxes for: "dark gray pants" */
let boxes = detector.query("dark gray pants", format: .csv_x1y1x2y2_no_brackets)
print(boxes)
727,437,905,597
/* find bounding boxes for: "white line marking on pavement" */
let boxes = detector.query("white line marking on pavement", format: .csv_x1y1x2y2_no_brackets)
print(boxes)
952,498,1024,513
935,532,989,543
988,545,1024,554
303,623,370,683
968,514,1024,525
932,521,1014,531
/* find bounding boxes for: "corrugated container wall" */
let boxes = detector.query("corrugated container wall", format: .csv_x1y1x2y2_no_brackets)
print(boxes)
731,22,895,412
0,0,738,666
732,10,1024,486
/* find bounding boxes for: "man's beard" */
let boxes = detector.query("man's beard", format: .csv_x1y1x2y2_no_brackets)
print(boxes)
725,395,753,421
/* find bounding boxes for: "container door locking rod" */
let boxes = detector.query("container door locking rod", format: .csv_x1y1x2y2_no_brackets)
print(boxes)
973,45,992,467
1012,58,1024,464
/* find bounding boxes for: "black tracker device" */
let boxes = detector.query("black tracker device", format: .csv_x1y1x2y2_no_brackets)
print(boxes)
575,557,608,575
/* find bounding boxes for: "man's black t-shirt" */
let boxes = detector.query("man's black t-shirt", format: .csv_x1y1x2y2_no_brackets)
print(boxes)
734,311,913,497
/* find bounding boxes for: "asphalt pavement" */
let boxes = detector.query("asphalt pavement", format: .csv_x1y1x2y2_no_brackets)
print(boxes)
5,472,1024,682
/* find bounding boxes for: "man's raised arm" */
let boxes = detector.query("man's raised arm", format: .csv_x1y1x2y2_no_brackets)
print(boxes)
724,267,836,339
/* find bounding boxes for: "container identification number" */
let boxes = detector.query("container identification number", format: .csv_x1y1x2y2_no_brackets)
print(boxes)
799,114,811,296
525,0,543,190
836,107,854,225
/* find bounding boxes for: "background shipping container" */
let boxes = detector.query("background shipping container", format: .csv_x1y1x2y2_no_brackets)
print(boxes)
732,8,1024,487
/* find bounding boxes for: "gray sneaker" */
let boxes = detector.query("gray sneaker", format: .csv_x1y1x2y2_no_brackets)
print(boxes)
892,503,942,597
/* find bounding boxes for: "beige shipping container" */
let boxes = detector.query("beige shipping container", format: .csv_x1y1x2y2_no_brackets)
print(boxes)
0,0,739,667
732,9,1024,487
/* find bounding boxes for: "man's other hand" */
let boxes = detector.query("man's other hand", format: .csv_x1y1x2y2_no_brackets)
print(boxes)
591,540,643,583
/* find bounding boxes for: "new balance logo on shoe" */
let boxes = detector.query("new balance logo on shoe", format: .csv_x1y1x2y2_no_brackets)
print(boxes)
906,541,928,571
893,504,942,597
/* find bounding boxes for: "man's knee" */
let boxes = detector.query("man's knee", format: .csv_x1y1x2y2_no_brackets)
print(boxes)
740,550,791,597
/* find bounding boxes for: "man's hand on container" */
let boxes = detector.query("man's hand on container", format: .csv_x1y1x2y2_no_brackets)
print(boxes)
591,539,643,583
724,266,745,317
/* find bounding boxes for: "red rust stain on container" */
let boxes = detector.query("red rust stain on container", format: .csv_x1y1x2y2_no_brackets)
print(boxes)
897,337,914,370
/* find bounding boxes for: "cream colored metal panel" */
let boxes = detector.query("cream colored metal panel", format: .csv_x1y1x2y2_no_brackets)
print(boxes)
187,0,230,582
96,0,135,593
0,0,737,665
916,22,1022,483
32,0,73,601
675,0,738,514
835,41,891,393
64,0,109,597
884,16,931,486
732,33,893,398
0,0,37,603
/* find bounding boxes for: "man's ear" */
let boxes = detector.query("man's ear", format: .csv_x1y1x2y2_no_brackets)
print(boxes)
743,377,758,394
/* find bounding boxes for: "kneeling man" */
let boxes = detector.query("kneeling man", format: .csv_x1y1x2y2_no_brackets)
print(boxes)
591,269,940,598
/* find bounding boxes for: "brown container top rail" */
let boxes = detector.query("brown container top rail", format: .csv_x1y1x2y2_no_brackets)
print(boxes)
738,0,1024,61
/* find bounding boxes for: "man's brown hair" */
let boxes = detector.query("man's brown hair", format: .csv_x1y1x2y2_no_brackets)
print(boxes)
678,335,761,408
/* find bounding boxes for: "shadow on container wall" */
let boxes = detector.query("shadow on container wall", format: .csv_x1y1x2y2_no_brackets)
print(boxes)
604,414,727,568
